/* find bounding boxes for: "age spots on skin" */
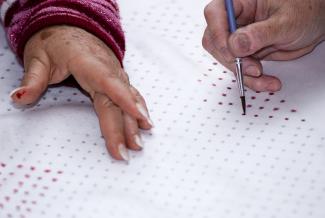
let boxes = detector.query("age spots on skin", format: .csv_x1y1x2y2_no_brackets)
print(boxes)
40,31,54,41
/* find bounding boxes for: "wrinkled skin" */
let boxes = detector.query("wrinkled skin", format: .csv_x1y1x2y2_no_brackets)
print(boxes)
203,0,325,92
10,25,154,162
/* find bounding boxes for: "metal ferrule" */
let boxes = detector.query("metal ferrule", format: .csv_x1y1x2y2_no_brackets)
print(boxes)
235,58,245,97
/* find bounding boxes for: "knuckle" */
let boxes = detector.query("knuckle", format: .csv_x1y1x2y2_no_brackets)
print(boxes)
100,97,116,109
204,3,213,19
202,34,210,51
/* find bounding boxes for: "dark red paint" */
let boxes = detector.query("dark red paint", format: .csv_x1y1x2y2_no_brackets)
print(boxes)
16,90,26,99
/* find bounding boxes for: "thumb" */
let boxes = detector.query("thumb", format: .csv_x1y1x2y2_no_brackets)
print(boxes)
10,56,50,105
228,16,284,57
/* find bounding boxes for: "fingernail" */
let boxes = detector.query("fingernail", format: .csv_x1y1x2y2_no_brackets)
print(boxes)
233,33,250,53
136,103,154,126
118,144,129,162
245,66,261,77
136,103,149,119
9,87,26,99
134,135,144,150
147,118,154,128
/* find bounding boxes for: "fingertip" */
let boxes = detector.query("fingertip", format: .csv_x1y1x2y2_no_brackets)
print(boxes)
266,77,282,92
135,102,154,125
138,118,154,130
118,144,130,162
244,75,282,92
9,86,31,104
10,85,46,105
9,87,25,100
128,134,144,151
106,142,129,162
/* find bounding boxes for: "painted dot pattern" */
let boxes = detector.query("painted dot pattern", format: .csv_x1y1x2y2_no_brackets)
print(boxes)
1,0,325,218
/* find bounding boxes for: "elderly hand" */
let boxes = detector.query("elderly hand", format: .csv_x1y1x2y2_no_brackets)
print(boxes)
203,0,325,92
10,25,153,162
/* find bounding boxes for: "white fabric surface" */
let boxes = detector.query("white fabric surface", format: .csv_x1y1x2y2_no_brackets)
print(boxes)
1,0,325,218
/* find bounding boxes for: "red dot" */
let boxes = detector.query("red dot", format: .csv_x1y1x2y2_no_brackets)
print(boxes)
24,174,30,179
256,91,261,94
0,163,5,167
251,96,256,100
291,109,297,113
44,169,51,173
269,93,274,96
222,93,227,97
247,104,252,108
30,166,35,171
17,165,23,169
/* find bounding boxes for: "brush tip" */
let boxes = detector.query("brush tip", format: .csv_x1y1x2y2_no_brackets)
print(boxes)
240,96,246,115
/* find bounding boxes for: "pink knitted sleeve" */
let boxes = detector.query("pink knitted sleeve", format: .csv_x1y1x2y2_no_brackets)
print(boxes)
0,0,125,64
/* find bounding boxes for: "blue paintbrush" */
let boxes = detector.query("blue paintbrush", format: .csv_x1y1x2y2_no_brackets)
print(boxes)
225,0,246,115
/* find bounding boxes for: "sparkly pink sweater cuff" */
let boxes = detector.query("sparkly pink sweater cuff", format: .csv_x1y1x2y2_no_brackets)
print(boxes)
0,0,125,64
